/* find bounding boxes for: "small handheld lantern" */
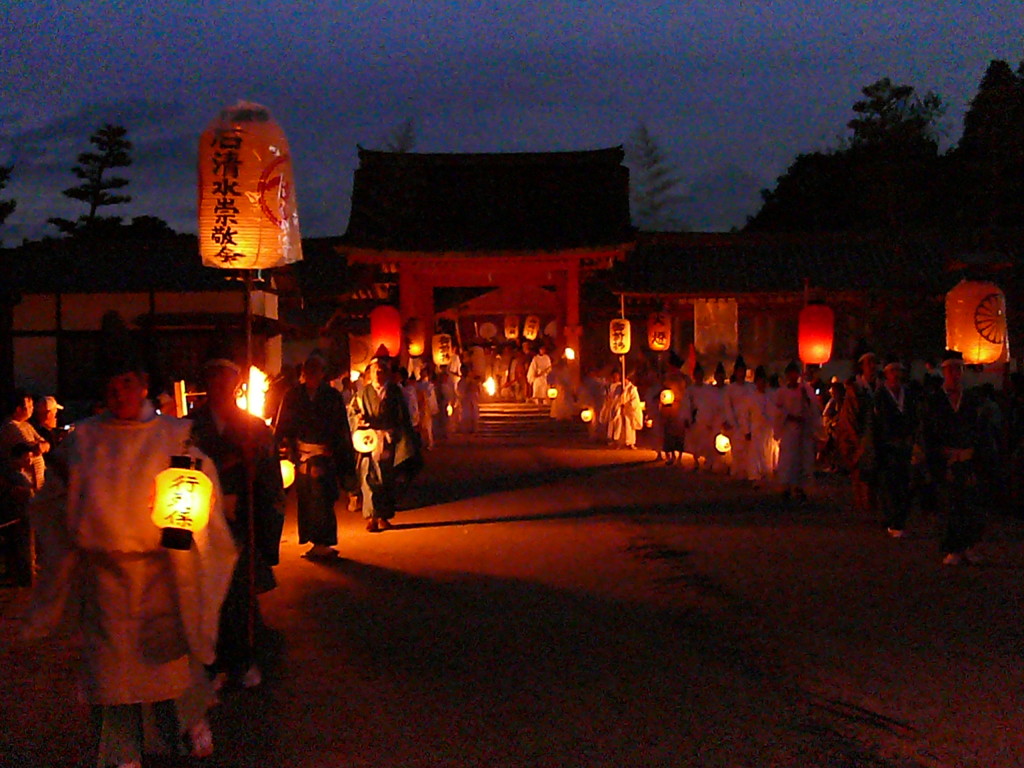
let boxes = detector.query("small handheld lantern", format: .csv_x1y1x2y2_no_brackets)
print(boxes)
547,386,559,399
152,456,213,550
352,427,379,455
280,459,296,489
715,433,732,455
580,407,594,423
659,388,675,406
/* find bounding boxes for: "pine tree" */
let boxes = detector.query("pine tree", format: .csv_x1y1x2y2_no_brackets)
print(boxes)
626,123,685,231
48,124,132,237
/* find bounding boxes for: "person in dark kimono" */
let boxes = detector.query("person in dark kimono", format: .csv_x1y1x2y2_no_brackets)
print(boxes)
189,357,285,688
919,351,984,565
872,361,918,538
275,353,355,558
353,356,421,532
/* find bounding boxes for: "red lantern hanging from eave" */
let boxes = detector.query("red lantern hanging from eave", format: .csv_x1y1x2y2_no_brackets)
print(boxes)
198,101,302,269
647,312,672,352
798,303,834,365
370,305,402,358
946,280,1008,365
523,315,541,341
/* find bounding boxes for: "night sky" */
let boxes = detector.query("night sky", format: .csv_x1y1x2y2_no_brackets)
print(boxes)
2,0,1021,243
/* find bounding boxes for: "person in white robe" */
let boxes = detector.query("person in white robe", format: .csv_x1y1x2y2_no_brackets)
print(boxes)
686,364,728,471
604,371,643,448
773,361,823,499
741,366,777,483
526,345,553,403
24,358,237,768
549,355,576,421
724,357,753,478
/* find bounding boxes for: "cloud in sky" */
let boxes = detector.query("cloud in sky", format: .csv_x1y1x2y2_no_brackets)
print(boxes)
2,0,1022,241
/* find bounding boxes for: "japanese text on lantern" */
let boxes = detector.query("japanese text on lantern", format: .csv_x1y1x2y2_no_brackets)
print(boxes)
159,473,202,528
609,319,631,355
210,131,243,264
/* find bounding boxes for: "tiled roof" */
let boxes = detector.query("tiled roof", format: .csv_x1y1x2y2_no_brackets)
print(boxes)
343,147,633,251
617,231,1019,297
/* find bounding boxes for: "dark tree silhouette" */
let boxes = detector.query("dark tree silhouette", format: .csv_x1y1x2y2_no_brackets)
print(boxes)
626,123,686,231
747,78,945,232
48,123,132,237
949,59,1024,227
0,165,16,243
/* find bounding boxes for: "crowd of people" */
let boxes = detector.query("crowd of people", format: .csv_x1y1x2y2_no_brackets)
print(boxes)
3,329,1021,767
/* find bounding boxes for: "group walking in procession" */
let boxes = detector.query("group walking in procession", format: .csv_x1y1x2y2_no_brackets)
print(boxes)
0,317,1016,768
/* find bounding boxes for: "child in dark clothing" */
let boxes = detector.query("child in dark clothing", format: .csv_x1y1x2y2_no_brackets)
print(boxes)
0,442,34,585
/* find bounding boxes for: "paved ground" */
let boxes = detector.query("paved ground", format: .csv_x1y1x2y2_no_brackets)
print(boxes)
3,431,1023,767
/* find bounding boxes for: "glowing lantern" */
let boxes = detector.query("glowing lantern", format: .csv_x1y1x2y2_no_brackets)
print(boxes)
659,388,675,406
483,377,497,396
406,318,426,357
547,386,558,399
370,305,402,358
609,319,631,355
505,315,520,340
432,333,453,368
946,280,1008,365
564,347,576,361
352,427,379,455
645,418,654,429
198,102,302,269
235,366,270,419
446,403,454,417
479,322,498,339
523,315,541,341
715,433,732,454
647,312,672,352
151,456,213,550
798,303,834,365
580,407,594,423
280,459,296,490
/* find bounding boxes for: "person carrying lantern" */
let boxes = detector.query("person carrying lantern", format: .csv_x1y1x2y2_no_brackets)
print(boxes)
918,351,985,565
189,355,285,689
23,319,237,768
275,352,356,559
353,354,421,531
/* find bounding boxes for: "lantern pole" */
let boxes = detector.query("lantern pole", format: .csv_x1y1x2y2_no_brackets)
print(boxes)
620,294,627,405
243,269,258,655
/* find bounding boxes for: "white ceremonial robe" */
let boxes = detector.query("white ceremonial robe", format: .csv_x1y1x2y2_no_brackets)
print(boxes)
773,382,822,487
526,353,553,400
605,381,643,447
724,381,754,477
687,384,726,462
24,408,237,706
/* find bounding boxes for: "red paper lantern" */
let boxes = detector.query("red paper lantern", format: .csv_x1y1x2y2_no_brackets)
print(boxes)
647,312,672,352
370,305,402,358
198,102,302,269
798,304,834,365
